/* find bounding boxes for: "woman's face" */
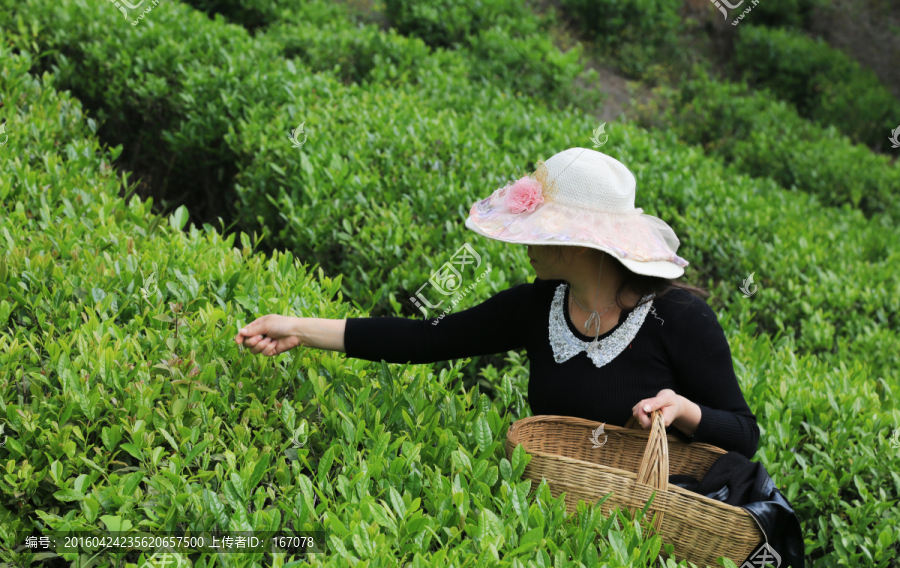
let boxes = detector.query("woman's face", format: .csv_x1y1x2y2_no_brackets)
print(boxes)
527,244,564,279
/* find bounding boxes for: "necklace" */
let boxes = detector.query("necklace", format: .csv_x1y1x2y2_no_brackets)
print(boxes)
570,289,619,336
567,254,619,338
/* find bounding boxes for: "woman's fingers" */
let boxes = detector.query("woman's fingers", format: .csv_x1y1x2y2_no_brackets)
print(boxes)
242,334,266,348
260,338,286,357
235,315,297,357
251,336,272,354
237,316,269,343
263,341,279,357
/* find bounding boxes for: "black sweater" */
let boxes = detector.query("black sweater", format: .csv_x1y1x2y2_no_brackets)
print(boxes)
344,277,760,459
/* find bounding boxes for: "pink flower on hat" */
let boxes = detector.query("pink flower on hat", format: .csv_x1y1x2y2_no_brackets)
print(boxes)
505,176,544,214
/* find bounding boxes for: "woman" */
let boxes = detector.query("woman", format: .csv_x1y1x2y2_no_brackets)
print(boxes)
235,147,760,459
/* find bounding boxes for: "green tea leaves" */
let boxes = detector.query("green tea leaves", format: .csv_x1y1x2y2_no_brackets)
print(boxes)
169,205,190,231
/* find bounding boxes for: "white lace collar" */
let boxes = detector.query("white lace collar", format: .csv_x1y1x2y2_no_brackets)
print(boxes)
549,283,655,369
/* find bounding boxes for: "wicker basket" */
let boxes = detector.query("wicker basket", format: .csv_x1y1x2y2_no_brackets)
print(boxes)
505,410,765,568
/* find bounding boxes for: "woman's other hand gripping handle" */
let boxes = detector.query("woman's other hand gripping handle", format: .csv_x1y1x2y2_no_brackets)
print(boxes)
234,315,347,357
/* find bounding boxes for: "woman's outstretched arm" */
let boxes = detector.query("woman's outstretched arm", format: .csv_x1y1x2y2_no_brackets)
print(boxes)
235,316,347,356
235,281,534,363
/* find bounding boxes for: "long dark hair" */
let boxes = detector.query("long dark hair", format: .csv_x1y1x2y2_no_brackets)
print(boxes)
552,246,708,311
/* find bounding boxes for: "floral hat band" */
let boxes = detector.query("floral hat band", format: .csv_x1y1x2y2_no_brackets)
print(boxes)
464,148,689,279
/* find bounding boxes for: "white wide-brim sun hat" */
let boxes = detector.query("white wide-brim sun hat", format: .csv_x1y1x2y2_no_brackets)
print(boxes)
464,147,689,279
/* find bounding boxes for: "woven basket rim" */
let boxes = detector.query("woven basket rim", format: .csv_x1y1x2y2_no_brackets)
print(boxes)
508,414,728,455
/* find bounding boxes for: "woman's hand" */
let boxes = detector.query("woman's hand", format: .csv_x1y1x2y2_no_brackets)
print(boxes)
631,389,684,429
234,315,303,357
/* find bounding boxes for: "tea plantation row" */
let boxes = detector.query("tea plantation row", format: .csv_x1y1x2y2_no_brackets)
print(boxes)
732,25,900,151
555,0,897,151
634,68,900,219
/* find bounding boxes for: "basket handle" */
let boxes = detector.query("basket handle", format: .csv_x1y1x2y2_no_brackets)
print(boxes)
631,408,668,532
623,415,641,430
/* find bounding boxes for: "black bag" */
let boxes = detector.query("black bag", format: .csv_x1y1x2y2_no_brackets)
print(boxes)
668,452,805,568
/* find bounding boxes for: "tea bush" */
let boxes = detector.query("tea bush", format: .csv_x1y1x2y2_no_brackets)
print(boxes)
0,0,288,231
732,25,900,150
558,0,681,77
180,0,278,31
183,0,595,107
384,0,527,50
182,0,347,29
633,68,900,219
293,0,593,107
263,20,439,88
